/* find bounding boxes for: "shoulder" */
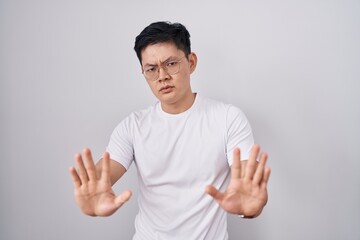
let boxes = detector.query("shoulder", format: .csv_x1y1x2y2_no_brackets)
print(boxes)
115,102,158,130
196,95,250,128
130,104,156,120
197,95,243,115
197,95,228,110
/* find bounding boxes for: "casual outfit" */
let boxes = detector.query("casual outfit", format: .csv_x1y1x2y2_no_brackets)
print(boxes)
107,94,254,240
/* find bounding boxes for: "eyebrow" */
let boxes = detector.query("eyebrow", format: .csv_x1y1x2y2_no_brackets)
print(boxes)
143,56,179,67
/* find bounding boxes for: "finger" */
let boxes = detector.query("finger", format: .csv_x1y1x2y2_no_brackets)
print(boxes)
240,161,247,178
100,152,111,183
205,185,225,202
69,166,81,188
261,167,271,189
83,148,97,181
245,144,260,180
231,148,242,180
114,190,132,207
75,153,89,184
253,152,268,184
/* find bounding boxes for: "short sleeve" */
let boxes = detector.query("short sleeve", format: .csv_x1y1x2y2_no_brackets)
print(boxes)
106,117,134,170
226,105,254,165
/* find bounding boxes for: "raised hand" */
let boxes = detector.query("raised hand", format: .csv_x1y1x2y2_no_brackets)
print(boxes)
205,144,271,218
69,149,132,216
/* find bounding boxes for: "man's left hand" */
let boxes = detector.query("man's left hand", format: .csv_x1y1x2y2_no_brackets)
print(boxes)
205,144,271,218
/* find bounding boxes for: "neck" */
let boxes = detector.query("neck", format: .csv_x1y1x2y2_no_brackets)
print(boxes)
161,92,196,114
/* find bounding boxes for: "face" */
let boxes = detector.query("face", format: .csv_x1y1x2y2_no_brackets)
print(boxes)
141,42,197,113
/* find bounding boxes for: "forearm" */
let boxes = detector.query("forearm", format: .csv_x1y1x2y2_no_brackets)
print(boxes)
96,159,127,185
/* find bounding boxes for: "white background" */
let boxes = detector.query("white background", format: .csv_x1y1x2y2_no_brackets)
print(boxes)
1,0,359,239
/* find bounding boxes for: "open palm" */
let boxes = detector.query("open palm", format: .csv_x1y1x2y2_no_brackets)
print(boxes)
206,145,271,218
69,149,131,216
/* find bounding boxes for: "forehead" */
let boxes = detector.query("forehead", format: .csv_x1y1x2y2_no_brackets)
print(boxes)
141,42,183,65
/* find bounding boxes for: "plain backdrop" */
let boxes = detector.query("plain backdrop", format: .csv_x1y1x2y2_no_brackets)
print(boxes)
1,0,359,239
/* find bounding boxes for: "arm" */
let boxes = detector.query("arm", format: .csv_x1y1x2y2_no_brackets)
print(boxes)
206,144,271,218
69,148,132,217
95,157,126,186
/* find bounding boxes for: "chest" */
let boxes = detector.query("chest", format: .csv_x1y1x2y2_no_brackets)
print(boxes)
132,113,229,187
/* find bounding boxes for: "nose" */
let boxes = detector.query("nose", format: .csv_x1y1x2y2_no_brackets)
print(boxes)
157,67,170,82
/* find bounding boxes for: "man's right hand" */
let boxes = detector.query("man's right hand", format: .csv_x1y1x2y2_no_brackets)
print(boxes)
69,148,132,216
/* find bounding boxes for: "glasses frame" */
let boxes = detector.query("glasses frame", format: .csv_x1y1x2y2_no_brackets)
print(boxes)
142,56,186,81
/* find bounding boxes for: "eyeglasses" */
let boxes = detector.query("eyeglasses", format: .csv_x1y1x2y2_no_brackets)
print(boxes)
142,56,186,81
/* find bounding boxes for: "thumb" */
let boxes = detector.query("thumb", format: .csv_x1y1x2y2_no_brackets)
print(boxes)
114,190,132,207
205,185,225,202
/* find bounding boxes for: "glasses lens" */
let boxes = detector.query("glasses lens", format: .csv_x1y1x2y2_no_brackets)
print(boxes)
143,57,184,81
166,61,180,75
144,66,158,80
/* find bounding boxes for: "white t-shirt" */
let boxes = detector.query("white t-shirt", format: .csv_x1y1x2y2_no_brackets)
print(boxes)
107,94,254,240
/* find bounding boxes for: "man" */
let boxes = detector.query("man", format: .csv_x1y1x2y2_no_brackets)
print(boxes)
69,21,271,239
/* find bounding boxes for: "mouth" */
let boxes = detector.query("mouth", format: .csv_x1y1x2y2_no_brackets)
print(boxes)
159,85,175,93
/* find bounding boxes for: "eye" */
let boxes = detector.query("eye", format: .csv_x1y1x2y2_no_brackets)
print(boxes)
145,66,156,72
167,61,178,67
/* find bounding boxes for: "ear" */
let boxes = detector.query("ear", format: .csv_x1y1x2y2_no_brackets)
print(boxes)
188,52,198,74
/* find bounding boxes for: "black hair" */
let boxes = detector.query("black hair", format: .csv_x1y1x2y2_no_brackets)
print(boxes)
134,21,191,64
